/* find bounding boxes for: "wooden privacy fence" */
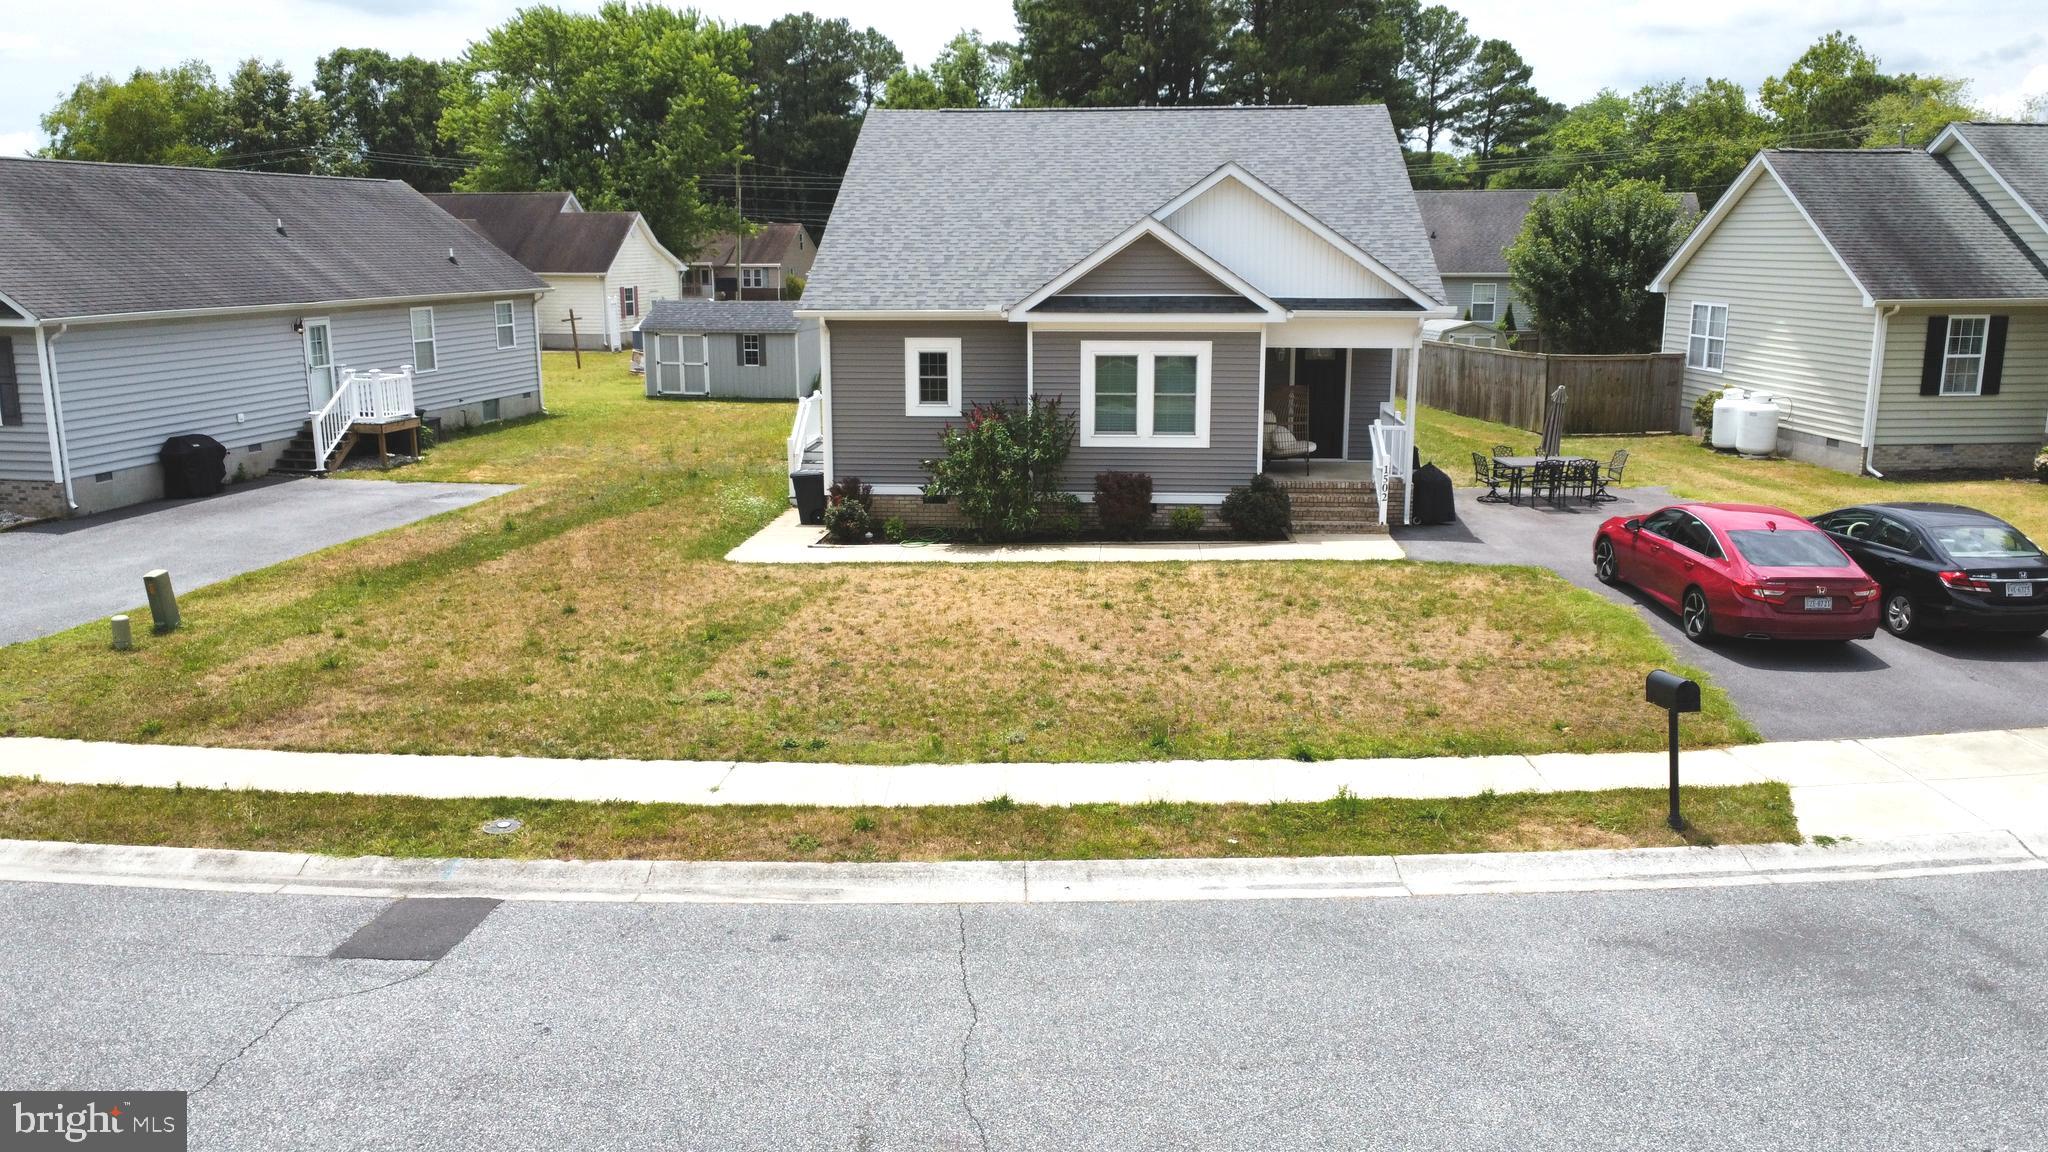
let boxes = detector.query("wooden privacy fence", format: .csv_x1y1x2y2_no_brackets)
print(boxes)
1417,343,1684,434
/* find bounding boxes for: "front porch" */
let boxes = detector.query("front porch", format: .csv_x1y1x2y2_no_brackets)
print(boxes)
1259,343,1415,529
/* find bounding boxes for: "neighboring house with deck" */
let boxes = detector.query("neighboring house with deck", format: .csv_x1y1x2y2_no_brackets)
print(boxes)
0,159,547,519
428,191,685,352
795,105,1454,531
686,223,816,300
1650,123,2048,476
637,300,820,399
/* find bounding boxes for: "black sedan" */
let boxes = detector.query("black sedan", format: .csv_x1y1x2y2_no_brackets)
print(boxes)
1813,503,2048,640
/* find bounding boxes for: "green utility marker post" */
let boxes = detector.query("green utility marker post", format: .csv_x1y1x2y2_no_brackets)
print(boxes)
110,615,133,651
143,569,181,634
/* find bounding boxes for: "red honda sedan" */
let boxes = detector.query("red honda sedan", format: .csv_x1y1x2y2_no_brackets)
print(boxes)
1593,503,1880,643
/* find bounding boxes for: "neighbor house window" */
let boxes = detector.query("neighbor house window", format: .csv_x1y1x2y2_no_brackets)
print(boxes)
494,301,517,349
741,333,762,366
1468,283,1498,324
1686,302,1727,371
1080,340,1211,448
619,286,638,317
410,307,438,372
1939,315,1989,395
903,337,962,416
741,267,768,290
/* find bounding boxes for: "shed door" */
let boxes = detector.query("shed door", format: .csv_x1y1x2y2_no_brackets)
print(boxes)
682,335,710,395
654,335,710,396
303,319,335,408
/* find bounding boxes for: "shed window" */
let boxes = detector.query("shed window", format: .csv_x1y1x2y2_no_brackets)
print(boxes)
1686,303,1726,372
903,337,962,416
1939,315,1988,395
741,333,762,366
410,307,438,372
494,301,517,349
1468,283,1498,324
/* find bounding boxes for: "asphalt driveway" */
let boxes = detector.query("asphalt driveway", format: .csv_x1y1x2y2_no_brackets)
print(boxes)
1398,486,2048,741
0,476,514,645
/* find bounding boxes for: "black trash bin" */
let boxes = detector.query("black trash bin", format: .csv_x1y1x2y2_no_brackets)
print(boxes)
159,434,229,499
1409,461,1456,525
791,470,826,525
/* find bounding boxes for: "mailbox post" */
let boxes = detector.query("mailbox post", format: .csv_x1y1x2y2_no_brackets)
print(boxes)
1645,670,1701,830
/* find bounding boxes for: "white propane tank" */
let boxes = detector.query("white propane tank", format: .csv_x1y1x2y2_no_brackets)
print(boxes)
1710,387,1749,451
1735,392,1781,457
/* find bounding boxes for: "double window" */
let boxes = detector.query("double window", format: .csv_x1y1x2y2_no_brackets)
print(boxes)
1686,302,1727,371
494,300,517,349
903,337,962,416
1939,315,1989,395
741,333,762,367
1468,283,1498,324
410,306,438,372
1080,341,1210,448
741,267,768,290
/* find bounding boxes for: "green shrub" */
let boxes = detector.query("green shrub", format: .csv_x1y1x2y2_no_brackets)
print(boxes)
922,398,1077,543
822,476,874,543
1168,505,1205,536
1220,474,1291,540
1693,389,1724,441
1041,493,1084,539
1093,471,1154,540
882,516,907,543
2035,448,2048,484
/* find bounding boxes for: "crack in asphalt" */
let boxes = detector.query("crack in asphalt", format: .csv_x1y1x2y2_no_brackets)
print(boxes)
192,960,439,1097
955,905,992,1152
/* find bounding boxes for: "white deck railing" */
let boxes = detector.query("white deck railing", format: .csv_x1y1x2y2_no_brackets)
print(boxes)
309,367,416,472
787,392,824,488
1369,402,1413,527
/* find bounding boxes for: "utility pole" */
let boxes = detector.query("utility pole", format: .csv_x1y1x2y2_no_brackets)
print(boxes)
734,160,744,302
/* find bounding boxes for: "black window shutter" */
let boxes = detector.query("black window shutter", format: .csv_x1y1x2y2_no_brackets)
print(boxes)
734,336,743,366
1982,316,2008,395
0,336,18,425
1918,315,1947,396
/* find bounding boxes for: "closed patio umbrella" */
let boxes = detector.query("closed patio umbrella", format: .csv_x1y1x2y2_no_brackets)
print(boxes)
1538,385,1567,458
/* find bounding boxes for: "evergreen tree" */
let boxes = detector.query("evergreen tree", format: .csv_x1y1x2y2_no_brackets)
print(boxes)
219,60,334,174
1012,0,1230,106
1454,39,1555,164
1398,5,1478,154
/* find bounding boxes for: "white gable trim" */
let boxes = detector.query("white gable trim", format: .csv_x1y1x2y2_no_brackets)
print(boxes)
1153,162,1440,309
0,287,39,324
1649,154,1875,307
1009,218,1286,319
627,214,688,272
1929,125,2048,245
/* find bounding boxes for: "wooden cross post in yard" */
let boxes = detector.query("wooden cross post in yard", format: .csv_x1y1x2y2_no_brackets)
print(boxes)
566,310,583,368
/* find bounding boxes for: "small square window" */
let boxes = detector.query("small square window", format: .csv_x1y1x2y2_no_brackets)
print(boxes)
903,338,962,416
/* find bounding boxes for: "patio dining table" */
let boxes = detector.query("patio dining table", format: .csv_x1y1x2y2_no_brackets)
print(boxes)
1491,455,1600,507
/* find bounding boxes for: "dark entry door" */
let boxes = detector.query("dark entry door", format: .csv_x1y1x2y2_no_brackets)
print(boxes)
1296,350,1347,458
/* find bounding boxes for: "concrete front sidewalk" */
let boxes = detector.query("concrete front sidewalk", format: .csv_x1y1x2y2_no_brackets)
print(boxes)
7,727,2048,841
726,508,1405,563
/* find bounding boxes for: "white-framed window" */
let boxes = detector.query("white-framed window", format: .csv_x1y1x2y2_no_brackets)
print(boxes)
741,333,762,366
903,337,962,416
1686,302,1727,372
1939,315,1989,395
409,306,438,372
494,300,517,349
1079,340,1211,448
741,267,769,290
619,286,638,317
1468,282,1498,324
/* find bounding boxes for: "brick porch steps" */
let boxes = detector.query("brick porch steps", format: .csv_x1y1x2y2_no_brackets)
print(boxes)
1265,473,1390,534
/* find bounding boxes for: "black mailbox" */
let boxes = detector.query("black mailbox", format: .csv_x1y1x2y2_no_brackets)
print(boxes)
1645,670,1701,713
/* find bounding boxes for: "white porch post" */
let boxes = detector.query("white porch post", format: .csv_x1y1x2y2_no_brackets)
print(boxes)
1404,328,1422,521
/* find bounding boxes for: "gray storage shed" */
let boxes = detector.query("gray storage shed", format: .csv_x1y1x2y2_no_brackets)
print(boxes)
638,300,817,400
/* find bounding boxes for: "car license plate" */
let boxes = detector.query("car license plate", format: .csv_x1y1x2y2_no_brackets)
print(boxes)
2010,581,2034,598
1803,596,1834,611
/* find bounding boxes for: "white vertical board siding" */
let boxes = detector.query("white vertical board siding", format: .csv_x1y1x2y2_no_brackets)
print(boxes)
1162,177,1399,298
1658,174,1875,444
1065,234,1233,295
1942,145,2048,259
330,298,540,414
0,334,52,480
1877,306,2048,446
827,321,1026,486
538,275,608,349
796,318,821,395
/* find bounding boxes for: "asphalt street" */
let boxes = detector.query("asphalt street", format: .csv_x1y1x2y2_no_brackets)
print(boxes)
1396,486,2048,741
1,871,2043,1150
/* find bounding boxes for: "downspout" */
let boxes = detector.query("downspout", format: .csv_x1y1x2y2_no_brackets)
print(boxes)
531,293,547,413
35,323,78,512
1860,305,1900,478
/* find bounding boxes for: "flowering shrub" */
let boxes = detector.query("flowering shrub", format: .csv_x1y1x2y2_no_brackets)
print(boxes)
1220,474,1291,540
923,398,1077,543
1093,471,1154,540
822,475,874,542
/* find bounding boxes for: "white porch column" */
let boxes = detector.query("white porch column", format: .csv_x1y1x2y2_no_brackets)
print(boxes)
1404,328,1422,521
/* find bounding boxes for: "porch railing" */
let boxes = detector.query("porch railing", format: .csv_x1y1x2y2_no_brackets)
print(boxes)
309,367,416,473
1369,402,1413,526
787,391,824,495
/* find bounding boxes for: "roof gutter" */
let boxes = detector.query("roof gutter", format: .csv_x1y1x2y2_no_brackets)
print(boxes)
34,324,77,512
43,287,553,328
1861,304,1901,479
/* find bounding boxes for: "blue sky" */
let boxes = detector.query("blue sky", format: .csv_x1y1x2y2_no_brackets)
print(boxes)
3,0,2043,156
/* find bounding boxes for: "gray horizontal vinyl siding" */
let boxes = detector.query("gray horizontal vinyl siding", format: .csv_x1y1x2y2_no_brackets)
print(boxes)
708,332,801,398
1877,306,2048,445
827,321,1026,486
1033,328,1261,494
1064,234,1231,296
330,297,539,413
1658,174,1875,444
0,333,52,481
1347,348,1394,461
1441,275,1528,329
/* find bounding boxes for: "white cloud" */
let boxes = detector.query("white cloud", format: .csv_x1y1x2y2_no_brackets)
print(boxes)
0,131,38,158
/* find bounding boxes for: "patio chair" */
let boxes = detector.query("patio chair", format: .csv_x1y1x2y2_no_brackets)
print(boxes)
1564,458,1599,504
1529,459,1566,508
1472,451,1505,502
1263,410,1316,474
1593,450,1628,502
1492,444,1515,458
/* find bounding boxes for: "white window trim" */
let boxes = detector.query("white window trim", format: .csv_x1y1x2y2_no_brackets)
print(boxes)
741,267,770,289
1686,302,1727,373
1468,283,1498,324
1079,339,1212,449
619,285,638,318
741,333,762,367
409,306,438,374
903,337,963,417
1938,314,1990,396
494,300,518,349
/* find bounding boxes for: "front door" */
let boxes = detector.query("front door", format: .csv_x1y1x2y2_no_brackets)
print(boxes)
1296,349,1347,458
303,318,334,408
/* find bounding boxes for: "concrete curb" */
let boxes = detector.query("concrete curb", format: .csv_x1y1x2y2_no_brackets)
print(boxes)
0,832,2039,906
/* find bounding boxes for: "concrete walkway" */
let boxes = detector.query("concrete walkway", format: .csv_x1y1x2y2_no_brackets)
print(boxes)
8,727,2047,841
726,508,1405,563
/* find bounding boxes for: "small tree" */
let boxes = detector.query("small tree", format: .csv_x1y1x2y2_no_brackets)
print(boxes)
1505,178,1690,354
1495,302,1520,350
923,398,1076,542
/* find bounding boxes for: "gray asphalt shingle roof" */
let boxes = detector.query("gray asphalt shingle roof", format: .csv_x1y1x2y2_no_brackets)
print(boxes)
0,158,547,321
1949,122,2048,228
426,192,645,275
639,299,801,333
1765,148,2048,301
1418,189,1702,275
802,106,1443,312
